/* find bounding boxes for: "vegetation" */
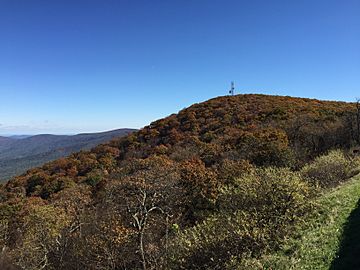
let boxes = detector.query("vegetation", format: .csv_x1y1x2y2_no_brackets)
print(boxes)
0,94,360,269
0,129,135,182
232,172,360,270
301,149,360,188
167,167,314,269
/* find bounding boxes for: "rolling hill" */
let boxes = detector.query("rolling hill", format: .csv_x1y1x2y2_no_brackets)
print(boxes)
0,129,136,181
0,94,359,269
0,136,15,147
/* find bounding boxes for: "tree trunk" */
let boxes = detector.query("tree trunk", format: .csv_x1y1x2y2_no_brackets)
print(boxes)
139,230,146,270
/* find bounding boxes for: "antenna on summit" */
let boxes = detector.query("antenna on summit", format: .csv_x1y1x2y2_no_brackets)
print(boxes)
229,81,235,96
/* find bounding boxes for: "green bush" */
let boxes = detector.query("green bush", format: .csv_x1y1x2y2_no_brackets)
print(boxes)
301,150,359,188
167,167,313,269
85,171,103,187
217,159,254,184
347,156,360,178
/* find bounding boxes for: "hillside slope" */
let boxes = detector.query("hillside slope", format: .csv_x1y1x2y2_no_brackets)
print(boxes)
5,94,357,189
0,129,135,181
0,94,359,269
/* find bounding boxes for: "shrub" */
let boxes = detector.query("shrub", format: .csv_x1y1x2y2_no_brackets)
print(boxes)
347,156,360,178
218,167,313,238
217,159,254,184
25,173,48,196
8,200,70,270
301,150,358,188
180,158,219,222
85,170,103,187
167,167,313,269
235,128,296,168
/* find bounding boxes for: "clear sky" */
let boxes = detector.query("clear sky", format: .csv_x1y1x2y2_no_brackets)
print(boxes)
0,0,359,135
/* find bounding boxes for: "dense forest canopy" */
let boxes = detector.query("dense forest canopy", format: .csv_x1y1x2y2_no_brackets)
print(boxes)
1,94,359,269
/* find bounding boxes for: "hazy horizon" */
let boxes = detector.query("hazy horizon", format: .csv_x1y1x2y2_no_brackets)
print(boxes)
0,127,137,137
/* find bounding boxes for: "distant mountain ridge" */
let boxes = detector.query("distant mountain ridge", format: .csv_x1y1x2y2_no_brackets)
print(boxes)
0,128,136,181
8,135,32,139
0,136,15,144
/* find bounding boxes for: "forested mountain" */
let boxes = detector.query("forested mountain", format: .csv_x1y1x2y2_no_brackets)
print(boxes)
0,94,359,269
0,136,15,148
0,129,135,181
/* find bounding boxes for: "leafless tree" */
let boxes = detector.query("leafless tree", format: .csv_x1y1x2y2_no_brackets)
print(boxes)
126,188,169,270
103,157,185,270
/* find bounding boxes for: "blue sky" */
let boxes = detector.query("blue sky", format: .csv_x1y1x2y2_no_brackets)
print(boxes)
0,0,359,135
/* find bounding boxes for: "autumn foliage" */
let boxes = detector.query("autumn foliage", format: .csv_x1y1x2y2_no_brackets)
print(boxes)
0,94,359,269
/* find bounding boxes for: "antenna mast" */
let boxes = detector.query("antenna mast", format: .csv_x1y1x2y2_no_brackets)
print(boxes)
229,81,235,96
